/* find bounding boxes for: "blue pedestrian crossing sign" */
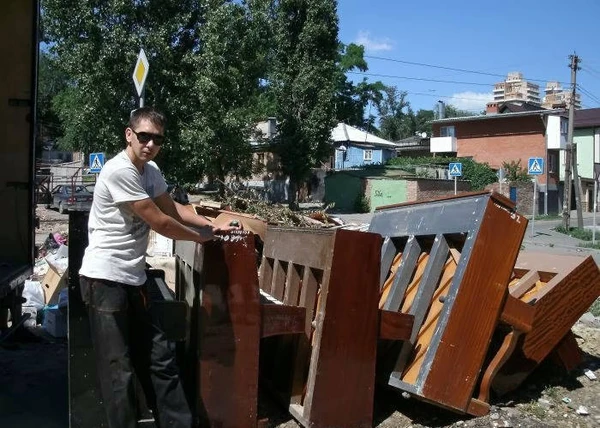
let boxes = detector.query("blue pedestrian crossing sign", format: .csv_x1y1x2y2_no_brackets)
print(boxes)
528,157,544,175
89,152,105,173
449,162,462,177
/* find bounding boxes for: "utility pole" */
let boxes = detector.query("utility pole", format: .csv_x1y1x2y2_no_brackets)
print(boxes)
562,53,581,229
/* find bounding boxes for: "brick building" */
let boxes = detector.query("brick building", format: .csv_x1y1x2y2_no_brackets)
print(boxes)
430,103,568,214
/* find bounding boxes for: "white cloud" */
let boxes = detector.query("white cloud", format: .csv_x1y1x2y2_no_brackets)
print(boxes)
447,91,492,112
354,31,393,52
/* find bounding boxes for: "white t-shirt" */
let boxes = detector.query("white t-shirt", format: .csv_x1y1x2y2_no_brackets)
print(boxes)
79,151,168,285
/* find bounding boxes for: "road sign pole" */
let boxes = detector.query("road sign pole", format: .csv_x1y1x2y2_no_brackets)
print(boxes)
593,179,597,245
531,178,537,238
454,176,457,195
140,86,145,108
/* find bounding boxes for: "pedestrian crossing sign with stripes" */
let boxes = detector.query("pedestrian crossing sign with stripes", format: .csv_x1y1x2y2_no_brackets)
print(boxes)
448,162,462,177
528,157,544,175
89,152,105,173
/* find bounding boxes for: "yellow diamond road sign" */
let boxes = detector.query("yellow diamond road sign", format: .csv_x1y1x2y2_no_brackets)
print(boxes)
132,48,149,97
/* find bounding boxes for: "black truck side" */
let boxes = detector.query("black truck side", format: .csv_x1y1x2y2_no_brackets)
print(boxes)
0,0,38,332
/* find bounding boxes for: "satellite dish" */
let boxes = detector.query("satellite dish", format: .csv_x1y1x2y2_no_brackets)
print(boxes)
421,132,427,138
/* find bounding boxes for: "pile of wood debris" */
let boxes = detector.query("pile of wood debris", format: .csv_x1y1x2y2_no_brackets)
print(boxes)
196,190,342,229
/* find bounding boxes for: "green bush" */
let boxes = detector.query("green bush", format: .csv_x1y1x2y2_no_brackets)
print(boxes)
354,195,370,213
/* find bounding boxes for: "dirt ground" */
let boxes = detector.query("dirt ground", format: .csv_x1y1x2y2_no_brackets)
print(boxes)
0,205,598,428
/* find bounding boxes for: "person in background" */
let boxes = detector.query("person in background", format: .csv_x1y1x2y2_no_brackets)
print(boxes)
79,106,235,428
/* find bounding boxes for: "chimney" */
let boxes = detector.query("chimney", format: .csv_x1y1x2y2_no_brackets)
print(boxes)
486,102,499,115
437,100,446,119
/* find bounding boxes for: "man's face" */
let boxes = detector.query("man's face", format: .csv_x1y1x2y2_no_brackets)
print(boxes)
125,118,164,164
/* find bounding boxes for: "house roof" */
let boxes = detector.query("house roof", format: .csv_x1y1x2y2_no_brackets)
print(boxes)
432,108,566,124
574,108,600,128
332,123,397,148
498,101,546,113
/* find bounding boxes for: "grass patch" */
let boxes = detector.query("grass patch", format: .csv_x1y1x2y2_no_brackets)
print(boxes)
554,226,594,241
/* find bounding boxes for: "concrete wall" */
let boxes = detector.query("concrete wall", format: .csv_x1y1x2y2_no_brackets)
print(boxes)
366,179,407,211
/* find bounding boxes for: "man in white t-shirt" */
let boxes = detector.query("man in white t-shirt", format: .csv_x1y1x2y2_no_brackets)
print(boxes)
79,107,231,428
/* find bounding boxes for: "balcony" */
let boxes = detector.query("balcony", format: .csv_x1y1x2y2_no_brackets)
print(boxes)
430,136,457,153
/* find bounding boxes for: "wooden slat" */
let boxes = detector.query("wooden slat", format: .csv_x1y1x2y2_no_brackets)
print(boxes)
401,253,456,383
394,236,450,378
382,237,422,312
271,259,286,301
508,270,540,299
260,304,306,338
379,252,402,308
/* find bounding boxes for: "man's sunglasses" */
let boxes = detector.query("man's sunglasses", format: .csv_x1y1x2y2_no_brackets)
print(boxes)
131,129,165,146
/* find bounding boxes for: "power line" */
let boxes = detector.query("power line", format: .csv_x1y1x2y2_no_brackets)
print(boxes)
348,71,493,87
577,84,600,106
364,55,571,86
581,66,600,80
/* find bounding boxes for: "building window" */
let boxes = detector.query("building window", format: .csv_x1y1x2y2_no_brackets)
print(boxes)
363,149,373,161
560,119,568,135
548,152,557,173
440,126,455,137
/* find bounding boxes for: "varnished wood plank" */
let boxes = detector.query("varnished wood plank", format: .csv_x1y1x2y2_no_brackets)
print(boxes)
401,254,456,383
422,197,527,412
394,235,450,377
379,252,402,308
378,310,414,340
302,229,381,428
260,304,306,338
198,235,261,428
508,270,540,299
382,237,422,312
380,236,398,288
271,259,286,301
499,295,534,333
259,257,274,294
283,262,302,306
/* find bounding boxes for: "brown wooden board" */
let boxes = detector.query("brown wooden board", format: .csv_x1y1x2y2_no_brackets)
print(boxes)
370,192,528,415
174,233,305,428
259,227,385,428
485,252,600,396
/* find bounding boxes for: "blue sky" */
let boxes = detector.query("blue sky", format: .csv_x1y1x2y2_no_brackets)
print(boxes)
337,0,600,113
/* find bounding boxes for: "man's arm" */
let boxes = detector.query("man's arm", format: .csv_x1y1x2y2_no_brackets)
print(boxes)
154,192,240,232
129,197,215,243
153,192,215,229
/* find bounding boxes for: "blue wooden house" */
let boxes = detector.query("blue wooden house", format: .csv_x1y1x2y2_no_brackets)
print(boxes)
332,123,398,169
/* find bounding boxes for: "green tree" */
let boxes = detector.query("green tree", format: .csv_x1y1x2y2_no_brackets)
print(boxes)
168,0,268,188
387,156,497,190
269,0,339,208
334,43,384,127
502,159,530,183
42,0,264,186
37,50,69,156
377,85,413,141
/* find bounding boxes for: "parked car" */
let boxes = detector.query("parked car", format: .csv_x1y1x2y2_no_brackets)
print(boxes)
167,183,189,205
49,184,93,214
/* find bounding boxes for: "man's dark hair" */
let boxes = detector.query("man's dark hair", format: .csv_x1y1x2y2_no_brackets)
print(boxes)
128,107,166,130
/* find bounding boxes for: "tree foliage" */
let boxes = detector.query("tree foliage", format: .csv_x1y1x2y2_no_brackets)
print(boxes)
268,0,339,207
42,0,265,187
387,156,498,190
502,159,530,183
334,43,384,128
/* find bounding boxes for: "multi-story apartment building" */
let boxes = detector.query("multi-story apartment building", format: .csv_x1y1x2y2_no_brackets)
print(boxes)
493,72,541,105
542,81,581,109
